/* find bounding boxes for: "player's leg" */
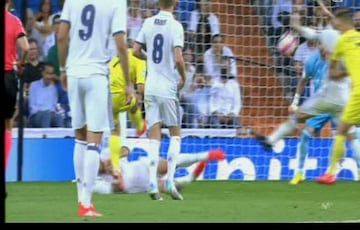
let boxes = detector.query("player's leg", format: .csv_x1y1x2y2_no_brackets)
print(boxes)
176,149,226,168
253,111,310,151
144,95,163,200
347,130,360,181
4,71,18,171
93,177,113,194
290,114,332,185
162,97,183,200
317,94,360,184
67,77,88,213
80,76,112,216
109,93,122,176
128,95,146,136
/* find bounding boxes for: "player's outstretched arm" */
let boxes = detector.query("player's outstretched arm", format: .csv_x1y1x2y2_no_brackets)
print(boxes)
289,77,307,113
290,12,319,40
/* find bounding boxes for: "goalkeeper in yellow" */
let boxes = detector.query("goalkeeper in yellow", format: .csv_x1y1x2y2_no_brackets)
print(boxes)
108,48,147,182
316,8,360,184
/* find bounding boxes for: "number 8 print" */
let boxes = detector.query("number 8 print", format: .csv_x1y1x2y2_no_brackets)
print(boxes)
152,34,164,64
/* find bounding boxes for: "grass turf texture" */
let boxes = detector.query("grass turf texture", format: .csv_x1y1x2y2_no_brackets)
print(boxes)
5,181,360,223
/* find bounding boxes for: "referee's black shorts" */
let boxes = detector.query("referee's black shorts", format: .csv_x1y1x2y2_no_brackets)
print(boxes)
4,70,18,119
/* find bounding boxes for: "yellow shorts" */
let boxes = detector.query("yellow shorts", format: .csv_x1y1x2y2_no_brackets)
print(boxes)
112,92,137,125
341,92,360,125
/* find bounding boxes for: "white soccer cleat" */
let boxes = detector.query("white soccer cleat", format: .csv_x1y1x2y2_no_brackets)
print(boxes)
165,180,183,200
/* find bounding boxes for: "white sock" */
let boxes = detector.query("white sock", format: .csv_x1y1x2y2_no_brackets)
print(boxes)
81,143,100,208
93,180,112,194
176,152,208,168
174,175,192,187
167,136,181,185
351,139,360,173
73,139,87,203
148,139,160,192
268,118,297,144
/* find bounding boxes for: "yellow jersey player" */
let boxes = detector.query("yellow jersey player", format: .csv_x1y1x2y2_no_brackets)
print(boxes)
108,48,147,181
317,8,360,184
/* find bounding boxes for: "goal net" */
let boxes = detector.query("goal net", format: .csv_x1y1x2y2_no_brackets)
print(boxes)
10,0,360,182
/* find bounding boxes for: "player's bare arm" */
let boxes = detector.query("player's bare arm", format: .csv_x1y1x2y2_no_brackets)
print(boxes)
329,59,348,80
57,21,70,91
16,36,29,67
289,77,308,113
315,0,334,19
132,42,147,60
175,47,186,90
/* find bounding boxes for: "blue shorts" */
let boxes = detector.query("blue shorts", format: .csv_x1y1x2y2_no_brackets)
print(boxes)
305,114,333,135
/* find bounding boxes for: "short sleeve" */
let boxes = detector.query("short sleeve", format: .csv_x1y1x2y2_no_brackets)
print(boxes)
111,0,127,36
14,16,26,37
173,22,184,48
60,0,71,24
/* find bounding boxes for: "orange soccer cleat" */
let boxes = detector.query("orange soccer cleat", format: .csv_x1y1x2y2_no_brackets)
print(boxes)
316,173,336,185
207,149,226,161
78,203,103,217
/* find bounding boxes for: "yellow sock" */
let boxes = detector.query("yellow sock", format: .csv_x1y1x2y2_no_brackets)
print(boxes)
129,109,144,131
328,135,346,175
109,134,121,174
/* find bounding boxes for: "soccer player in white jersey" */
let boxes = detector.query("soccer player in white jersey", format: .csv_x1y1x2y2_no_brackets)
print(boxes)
94,147,226,196
253,15,360,182
133,0,187,200
57,0,133,217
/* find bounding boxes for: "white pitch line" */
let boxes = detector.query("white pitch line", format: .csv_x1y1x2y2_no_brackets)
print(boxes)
296,220,360,223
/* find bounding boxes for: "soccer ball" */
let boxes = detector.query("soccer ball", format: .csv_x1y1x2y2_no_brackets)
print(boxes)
277,31,298,56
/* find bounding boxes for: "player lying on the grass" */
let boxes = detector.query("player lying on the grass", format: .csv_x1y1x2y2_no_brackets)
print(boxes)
252,18,360,183
93,147,226,198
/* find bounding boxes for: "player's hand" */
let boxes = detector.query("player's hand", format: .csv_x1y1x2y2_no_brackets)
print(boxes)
178,77,185,90
125,84,135,105
60,71,68,91
13,62,25,77
288,104,298,114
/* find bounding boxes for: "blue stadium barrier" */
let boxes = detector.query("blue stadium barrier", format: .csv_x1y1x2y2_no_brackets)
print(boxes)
6,137,358,182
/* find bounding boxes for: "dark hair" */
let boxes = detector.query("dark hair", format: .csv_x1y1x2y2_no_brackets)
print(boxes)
211,34,221,43
158,0,175,9
38,0,53,15
52,14,61,24
42,62,55,71
196,63,204,73
27,37,39,46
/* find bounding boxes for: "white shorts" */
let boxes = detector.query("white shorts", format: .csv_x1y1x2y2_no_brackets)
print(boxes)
67,75,112,132
144,95,181,128
299,94,344,120
299,94,356,134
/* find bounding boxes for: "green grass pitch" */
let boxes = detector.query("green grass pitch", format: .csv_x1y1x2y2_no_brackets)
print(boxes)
5,181,360,223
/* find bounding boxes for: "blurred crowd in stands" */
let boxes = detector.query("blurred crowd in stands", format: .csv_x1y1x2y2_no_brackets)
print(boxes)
9,0,359,135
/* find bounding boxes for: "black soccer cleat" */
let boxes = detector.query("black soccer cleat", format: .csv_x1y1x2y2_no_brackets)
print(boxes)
254,134,273,152
149,192,163,201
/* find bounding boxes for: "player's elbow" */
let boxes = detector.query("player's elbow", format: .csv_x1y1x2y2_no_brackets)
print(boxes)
17,37,29,53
